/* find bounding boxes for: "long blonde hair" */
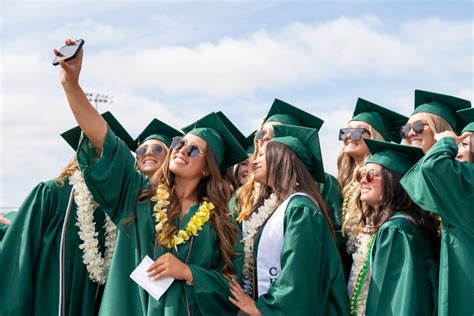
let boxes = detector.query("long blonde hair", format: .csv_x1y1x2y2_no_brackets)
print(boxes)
55,156,79,186
424,112,453,134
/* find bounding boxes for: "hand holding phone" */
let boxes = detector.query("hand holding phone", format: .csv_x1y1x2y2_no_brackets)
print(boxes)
52,39,85,66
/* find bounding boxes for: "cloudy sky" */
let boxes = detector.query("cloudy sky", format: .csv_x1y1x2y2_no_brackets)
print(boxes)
1,1,472,209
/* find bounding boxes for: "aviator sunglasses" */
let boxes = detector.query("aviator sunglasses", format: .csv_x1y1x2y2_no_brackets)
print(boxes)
170,136,204,159
339,128,371,141
400,120,429,139
135,144,165,157
255,128,276,140
356,168,381,183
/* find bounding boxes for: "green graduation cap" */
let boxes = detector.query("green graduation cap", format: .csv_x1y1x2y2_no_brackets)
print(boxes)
351,98,408,143
135,118,183,148
245,131,256,154
364,139,424,175
263,98,324,130
61,111,136,151
270,124,325,183
214,111,247,149
413,89,471,134
182,112,248,170
457,108,474,134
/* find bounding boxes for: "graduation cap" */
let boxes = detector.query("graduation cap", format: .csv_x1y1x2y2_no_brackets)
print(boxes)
245,131,256,154
364,139,424,175
214,111,247,148
263,98,324,130
270,124,325,183
182,112,248,170
457,108,474,134
412,89,471,134
135,118,183,148
351,98,408,143
61,111,136,151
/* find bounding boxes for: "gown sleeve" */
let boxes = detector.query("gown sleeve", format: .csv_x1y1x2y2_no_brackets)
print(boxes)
255,200,349,316
0,211,18,241
400,137,474,229
76,126,148,223
366,225,436,316
0,182,55,315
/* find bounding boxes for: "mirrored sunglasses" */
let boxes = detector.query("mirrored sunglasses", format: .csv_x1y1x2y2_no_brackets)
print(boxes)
400,120,429,139
255,128,275,140
135,144,165,157
170,136,204,160
339,128,370,141
356,168,382,183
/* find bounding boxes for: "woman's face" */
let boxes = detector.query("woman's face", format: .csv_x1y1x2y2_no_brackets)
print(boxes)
252,144,273,188
136,139,168,177
405,113,436,153
342,121,372,162
256,121,280,148
169,134,207,179
236,154,252,185
457,133,471,161
358,163,383,208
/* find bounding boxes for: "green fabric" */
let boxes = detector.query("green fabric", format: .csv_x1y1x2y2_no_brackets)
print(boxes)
253,195,349,315
366,212,438,315
263,98,324,130
182,112,248,170
0,179,106,315
271,124,325,183
0,211,17,242
351,98,408,143
61,111,137,151
462,122,474,133
458,108,474,133
365,139,424,175
245,131,256,154
137,118,183,147
400,137,474,316
215,111,247,148
413,89,472,134
77,127,243,316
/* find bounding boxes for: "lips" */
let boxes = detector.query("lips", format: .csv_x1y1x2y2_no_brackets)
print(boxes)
361,185,372,193
143,159,157,165
172,153,188,165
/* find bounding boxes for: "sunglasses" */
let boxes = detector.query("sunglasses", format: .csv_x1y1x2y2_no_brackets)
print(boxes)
255,128,275,140
170,136,204,160
356,168,381,183
400,120,429,139
135,144,165,157
339,128,371,141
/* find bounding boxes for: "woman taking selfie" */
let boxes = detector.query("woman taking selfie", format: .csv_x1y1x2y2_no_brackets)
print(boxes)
229,125,349,316
350,139,438,316
57,39,248,315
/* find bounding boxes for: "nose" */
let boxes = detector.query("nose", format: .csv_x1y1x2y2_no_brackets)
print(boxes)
407,127,417,138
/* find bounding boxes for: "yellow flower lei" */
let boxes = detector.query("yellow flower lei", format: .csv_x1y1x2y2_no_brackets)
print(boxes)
151,184,213,250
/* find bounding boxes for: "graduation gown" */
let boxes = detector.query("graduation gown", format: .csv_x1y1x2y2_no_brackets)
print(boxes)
365,212,438,315
401,137,474,316
77,127,242,316
0,179,107,315
252,195,349,315
0,211,17,242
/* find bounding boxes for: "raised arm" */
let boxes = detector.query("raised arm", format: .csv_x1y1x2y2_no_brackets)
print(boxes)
57,38,107,151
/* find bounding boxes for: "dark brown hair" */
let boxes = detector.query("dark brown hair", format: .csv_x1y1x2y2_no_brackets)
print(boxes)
140,145,238,277
254,141,335,238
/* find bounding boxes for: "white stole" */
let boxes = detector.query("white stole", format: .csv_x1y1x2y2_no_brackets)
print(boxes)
256,192,308,297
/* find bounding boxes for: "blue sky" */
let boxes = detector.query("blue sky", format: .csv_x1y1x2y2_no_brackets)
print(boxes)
1,1,472,209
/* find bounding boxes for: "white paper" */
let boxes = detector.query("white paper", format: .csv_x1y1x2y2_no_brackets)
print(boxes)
130,255,175,301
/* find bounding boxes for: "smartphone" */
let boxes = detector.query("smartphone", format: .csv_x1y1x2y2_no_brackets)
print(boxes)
52,39,85,66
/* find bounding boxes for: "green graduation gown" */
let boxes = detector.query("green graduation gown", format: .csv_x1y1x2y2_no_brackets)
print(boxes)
0,179,107,315
77,127,242,316
0,211,17,242
401,137,474,316
365,212,438,315
251,195,349,315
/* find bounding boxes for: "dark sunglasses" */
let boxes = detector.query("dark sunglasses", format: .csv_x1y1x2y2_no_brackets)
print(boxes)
356,168,381,183
135,144,165,157
339,128,370,141
400,120,429,139
170,136,204,160
255,128,275,140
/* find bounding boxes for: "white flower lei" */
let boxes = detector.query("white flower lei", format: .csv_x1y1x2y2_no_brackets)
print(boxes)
69,170,116,284
241,193,279,295
348,230,372,315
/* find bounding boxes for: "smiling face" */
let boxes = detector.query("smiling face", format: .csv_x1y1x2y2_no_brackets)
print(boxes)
169,134,208,179
252,143,273,188
136,139,168,177
342,120,372,163
405,113,436,153
236,154,252,185
256,121,281,148
358,163,383,208
457,133,471,161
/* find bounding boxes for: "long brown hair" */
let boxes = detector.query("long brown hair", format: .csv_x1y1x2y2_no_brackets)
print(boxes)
141,145,238,277
254,141,336,238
